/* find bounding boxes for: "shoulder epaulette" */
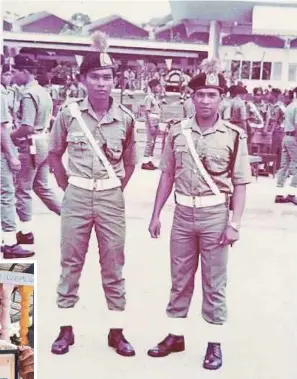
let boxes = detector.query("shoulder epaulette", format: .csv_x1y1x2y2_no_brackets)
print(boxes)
119,104,135,120
223,121,246,137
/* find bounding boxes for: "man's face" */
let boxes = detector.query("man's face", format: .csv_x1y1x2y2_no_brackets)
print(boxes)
82,68,114,101
11,68,27,86
192,88,221,119
1,71,12,86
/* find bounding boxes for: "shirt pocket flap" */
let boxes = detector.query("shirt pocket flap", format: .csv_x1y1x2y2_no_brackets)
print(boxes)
66,133,88,144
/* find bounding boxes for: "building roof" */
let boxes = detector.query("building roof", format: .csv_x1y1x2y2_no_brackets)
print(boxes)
16,11,74,27
83,14,147,34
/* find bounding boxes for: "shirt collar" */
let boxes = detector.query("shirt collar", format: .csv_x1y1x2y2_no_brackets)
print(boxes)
188,114,226,135
79,96,121,123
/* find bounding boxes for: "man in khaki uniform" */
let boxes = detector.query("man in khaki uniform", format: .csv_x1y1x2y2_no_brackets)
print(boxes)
275,87,297,205
230,85,247,132
147,59,252,370
48,32,137,356
142,78,162,170
1,55,34,259
10,55,61,249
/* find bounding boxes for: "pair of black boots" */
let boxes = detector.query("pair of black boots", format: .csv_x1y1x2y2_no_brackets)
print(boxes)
1,232,35,259
51,327,222,370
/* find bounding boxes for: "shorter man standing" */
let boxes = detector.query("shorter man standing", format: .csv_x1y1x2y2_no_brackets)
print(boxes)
275,87,297,205
230,85,247,132
141,79,162,170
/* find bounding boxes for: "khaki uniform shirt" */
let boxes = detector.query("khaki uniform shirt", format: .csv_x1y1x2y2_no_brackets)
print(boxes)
283,100,297,133
230,97,247,130
183,98,195,118
144,93,161,125
21,80,53,132
49,97,137,180
219,97,231,120
160,117,252,196
1,84,11,126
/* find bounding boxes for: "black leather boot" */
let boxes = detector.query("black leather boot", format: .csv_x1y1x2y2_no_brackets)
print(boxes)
108,329,135,357
148,334,185,357
203,342,222,370
51,326,75,355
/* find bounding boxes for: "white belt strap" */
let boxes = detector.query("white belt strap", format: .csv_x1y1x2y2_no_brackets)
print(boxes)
181,120,221,196
68,102,117,179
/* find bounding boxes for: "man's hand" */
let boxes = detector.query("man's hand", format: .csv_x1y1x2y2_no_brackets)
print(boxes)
8,156,21,172
149,217,161,238
220,225,239,246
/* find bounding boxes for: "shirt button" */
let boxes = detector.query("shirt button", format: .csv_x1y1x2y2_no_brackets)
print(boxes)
95,157,100,162
193,169,197,173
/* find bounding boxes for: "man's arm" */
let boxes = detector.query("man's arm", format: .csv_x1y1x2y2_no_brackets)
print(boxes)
151,172,175,219
48,110,68,191
121,114,137,189
10,95,36,140
230,184,247,225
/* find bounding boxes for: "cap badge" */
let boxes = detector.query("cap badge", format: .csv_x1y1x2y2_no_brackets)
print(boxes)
206,73,219,86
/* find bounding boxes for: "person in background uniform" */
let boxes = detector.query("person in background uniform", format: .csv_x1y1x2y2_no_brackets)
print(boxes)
230,85,247,132
274,87,297,205
59,75,78,103
141,78,162,170
253,87,268,123
10,55,61,249
147,58,252,370
48,31,137,357
183,88,195,118
1,64,20,130
75,73,88,98
266,89,286,170
244,88,264,146
219,88,231,121
0,55,34,258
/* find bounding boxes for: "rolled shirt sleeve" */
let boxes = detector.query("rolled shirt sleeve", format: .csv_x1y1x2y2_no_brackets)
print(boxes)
48,110,68,156
159,130,176,175
1,93,10,124
122,116,138,166
232,133,252,185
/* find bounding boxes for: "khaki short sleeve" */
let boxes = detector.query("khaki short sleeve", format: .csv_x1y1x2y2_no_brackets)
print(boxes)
232,133,252,185
48,110,68,156
21,94,37,126
240,102,247,121
144,95,152,111
122,116,138,166
159,130,175,175
1,93,10,124
293,107,297,126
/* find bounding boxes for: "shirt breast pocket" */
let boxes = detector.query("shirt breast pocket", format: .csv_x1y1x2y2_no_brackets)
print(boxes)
104,138,123,163
66,133,89,158
204,148,231,175
173,143,188,169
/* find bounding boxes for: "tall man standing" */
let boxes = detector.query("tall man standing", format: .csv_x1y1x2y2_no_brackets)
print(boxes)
147,59,252,370
48,32,137,356
10,55,61,248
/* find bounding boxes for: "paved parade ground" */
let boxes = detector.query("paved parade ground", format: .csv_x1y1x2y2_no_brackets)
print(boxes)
28,165,297,379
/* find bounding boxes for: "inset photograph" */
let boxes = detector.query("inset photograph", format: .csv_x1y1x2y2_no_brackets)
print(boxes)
0,263,35,379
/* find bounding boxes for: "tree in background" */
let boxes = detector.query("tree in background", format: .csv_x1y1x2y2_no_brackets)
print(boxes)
60,12,91,35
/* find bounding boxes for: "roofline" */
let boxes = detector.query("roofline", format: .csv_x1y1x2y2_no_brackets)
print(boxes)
3,31,208,54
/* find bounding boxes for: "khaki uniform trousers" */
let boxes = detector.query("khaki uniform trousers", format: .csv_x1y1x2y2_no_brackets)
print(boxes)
166,202,229,324
57,184,126,311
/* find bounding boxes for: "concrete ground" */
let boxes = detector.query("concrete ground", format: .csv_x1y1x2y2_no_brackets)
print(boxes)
2,92,297,378
30,167,297,379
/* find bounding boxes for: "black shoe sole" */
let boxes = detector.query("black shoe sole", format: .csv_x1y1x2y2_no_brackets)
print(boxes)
51,339,75,355
108,341,136,357
203,362,222,370
3,253,35,259
147,346,185,357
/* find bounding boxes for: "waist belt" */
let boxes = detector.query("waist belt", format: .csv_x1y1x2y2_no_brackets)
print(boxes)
175,192,226,208
285,131,295,136
68,176,121,191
